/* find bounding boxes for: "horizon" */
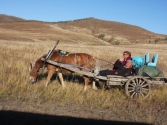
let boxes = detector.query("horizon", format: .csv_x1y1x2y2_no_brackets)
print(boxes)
0,0,167,35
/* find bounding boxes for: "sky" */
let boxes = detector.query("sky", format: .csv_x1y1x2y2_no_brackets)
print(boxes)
0,0,167,34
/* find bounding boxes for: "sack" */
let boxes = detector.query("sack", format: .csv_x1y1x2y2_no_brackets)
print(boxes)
138,65,164,77
132,56,144,68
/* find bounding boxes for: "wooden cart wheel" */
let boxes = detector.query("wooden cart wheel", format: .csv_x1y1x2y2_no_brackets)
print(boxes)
125,76,150,99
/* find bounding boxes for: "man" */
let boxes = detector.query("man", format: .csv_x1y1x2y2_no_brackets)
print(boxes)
99,60,133,77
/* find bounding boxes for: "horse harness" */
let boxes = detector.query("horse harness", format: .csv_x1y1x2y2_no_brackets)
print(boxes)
57,52,91,73
30,61,41,75
41,50,92,73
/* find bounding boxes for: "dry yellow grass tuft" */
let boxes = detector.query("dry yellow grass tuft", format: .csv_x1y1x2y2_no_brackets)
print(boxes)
0,40,167,124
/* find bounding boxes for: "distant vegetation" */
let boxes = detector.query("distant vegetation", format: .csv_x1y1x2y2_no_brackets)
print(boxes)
108,37,115,43
98,34,105,40
148,37,167,44
114,41,120,45
55,17,95,23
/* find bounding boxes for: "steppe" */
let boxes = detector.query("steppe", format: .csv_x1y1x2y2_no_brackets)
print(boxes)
0,14,167,125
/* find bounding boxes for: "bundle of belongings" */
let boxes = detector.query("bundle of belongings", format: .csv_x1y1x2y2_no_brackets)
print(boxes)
132,53,164,77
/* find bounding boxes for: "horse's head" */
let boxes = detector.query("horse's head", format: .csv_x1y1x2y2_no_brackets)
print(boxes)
29,61,42,83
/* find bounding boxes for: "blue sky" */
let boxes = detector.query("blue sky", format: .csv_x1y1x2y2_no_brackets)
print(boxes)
0,0,167,34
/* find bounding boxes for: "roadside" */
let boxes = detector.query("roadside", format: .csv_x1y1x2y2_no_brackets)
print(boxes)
0,99,166,125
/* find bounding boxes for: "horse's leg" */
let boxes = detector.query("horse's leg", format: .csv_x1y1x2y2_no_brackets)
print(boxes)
83,77,90,91
57,72,65,88
92,80,98,90
83,78,98,91
45,69,54,86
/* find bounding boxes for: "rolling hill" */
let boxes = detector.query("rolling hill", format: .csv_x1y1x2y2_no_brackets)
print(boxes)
0,14,25,22
0,14,166,45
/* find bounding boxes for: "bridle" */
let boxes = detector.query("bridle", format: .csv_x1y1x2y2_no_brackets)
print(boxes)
30,62,43,76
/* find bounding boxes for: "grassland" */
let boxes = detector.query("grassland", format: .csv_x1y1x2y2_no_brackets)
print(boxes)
0,40,167,124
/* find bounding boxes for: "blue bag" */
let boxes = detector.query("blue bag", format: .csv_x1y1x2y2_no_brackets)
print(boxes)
132,56,144,68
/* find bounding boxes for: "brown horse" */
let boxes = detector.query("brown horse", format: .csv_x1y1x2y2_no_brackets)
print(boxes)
29,50,98,91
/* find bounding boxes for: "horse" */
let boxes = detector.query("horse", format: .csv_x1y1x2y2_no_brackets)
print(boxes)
29,50,98,91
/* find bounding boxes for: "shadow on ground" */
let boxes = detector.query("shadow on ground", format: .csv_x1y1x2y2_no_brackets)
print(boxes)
38,72,85,84
0,110,152,125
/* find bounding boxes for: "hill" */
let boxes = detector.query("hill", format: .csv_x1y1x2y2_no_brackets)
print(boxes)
0,15,167,45
0,14,25,22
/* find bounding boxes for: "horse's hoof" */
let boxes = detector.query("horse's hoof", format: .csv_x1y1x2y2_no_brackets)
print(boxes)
92,86,98,91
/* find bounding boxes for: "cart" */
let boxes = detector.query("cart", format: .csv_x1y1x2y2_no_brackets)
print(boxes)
41,41,167,99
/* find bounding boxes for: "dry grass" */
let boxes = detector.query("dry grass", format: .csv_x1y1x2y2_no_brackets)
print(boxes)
0,40,167,124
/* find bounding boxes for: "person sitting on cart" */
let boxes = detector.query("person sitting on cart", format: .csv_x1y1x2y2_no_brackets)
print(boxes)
112,51,132,70
99,60,133,77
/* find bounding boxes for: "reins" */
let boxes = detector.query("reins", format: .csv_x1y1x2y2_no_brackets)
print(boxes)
93,58,113,68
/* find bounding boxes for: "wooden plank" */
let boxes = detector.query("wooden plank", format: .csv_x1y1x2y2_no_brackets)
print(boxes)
107,75,150,79
107,78,128,82
46,40,59,60
107,75,129,78
148,80,166,85
107,81,124,85
41,58,108,80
